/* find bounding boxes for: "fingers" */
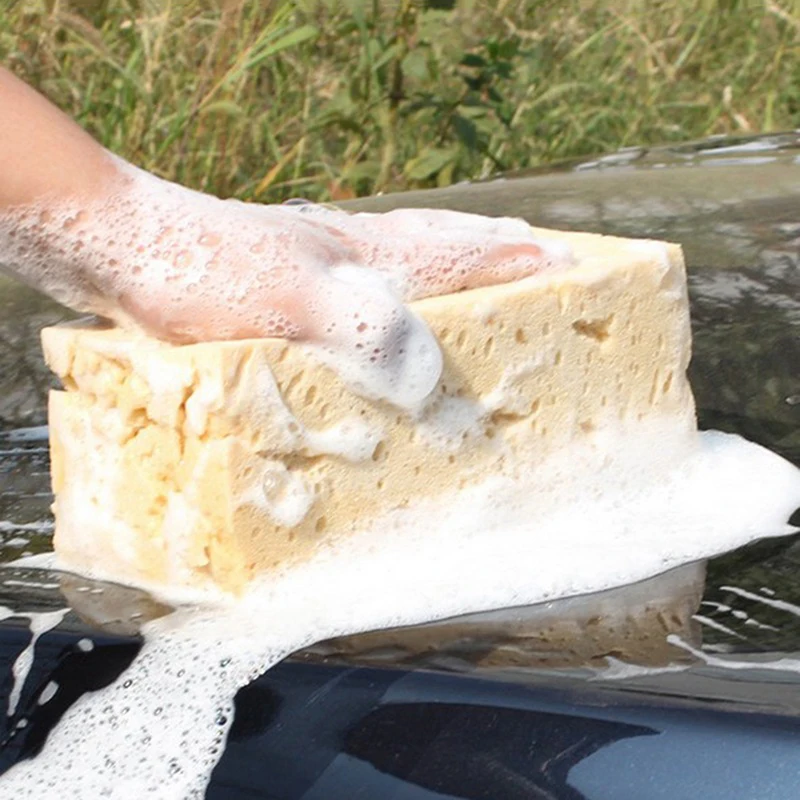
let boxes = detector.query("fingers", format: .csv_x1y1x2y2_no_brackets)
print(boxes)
115,224,443,409
371,234,573,301
294,207,574,302
114,269,305,344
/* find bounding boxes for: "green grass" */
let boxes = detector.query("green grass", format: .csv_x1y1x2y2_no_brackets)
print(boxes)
1,0,798,203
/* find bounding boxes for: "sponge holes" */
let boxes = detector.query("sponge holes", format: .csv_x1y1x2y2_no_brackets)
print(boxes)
282,370,305,398
371,440,388,462
444,326,511,360
572,315,613,343
647,370,674,405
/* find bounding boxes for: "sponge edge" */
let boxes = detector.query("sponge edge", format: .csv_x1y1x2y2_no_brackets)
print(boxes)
43,227,696,595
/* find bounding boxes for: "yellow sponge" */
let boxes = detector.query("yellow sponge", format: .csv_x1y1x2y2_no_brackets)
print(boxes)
43,227,694,594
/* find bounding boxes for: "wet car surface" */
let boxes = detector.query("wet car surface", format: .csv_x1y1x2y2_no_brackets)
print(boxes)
0,132,799,798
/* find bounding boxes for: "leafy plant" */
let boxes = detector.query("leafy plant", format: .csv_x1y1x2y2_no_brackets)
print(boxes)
0,0,796,202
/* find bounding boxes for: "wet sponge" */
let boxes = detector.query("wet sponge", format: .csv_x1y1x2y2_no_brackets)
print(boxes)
43,227,695,594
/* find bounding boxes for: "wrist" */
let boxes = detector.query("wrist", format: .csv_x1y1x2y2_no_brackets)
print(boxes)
0,150,133,313
0,155,210,325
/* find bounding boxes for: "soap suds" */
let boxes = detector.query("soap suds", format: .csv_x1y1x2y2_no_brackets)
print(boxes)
692,613,746,640
161,493,205,583
258,461,315,527
699,599,778,632
2,607,69,717
718,584,800,617
37,680,59,706
413,356,552,451
669,636,800,674
1,425,799,798
415,394,489,451
183,371,222,438
303,417,384,462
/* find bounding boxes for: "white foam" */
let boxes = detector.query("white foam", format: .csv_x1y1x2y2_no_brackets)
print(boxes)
669,636,800,674
718,585,800,617
699,599,778,632
4,608,69,717
1,426,799,798
303,417,384,462
2,579,60,591
415,394,487,450
304,264,443,408
693,614,746,640
258,461,315,527
412,358,546,451
37,681,59,706
594,658,688,682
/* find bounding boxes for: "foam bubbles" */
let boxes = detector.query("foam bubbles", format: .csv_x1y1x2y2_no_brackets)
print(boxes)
1,425,798,798
259,462,315,527
306,264,443,408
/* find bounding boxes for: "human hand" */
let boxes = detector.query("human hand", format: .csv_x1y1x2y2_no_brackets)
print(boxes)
2,161,571,407
0,67,572,406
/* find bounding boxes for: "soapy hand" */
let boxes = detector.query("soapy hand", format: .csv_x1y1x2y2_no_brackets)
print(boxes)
0,67,571,406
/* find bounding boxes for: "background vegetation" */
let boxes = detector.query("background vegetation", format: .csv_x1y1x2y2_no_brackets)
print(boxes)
1,0,798,203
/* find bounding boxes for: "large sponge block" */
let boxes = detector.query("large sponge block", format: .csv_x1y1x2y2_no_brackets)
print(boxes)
43,228,695,594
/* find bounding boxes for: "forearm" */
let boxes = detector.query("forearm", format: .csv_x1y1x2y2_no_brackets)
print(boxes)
0,67,122,207
0,66,133,313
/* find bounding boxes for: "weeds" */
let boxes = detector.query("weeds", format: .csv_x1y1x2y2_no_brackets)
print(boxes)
1,0,797,202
